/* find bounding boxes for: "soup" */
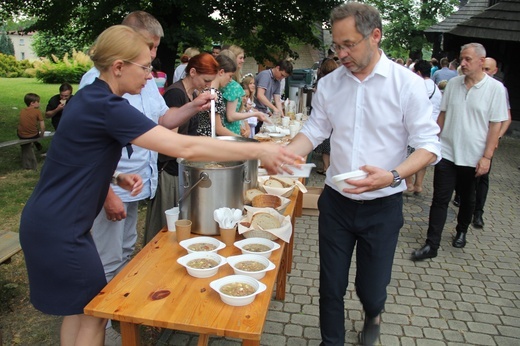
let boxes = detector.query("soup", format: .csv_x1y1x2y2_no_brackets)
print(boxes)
187,258,219,269
243,243,271,252
188,243,217,252
220,282,256,296
235,260,266,272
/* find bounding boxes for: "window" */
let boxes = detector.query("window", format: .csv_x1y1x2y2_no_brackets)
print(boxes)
19,38,25,46
21,52,25,59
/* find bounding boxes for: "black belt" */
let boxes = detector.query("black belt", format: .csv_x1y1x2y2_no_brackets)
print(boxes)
327,185,402,205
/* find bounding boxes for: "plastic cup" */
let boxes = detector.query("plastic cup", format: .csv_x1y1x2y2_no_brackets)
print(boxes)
295,113,303,121
289,124,299,138
175,219,192,242
281,116,290,127
219,226,237,246
165,207,180,232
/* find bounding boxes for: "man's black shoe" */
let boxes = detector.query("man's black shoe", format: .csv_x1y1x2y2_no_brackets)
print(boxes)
358,314,380,346
452,195,460,207
452,231,467,248
472,213,484,228
411,244,437,261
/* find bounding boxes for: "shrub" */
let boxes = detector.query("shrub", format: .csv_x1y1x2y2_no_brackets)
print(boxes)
33,49,93,84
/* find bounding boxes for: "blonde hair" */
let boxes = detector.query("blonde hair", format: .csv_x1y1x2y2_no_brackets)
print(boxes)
241,75,255,99
228,45,245,81
89,25,153,72
184,47,200,58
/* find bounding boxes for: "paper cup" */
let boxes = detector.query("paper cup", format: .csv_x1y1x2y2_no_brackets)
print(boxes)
219,226,237,246
175,219,192,242
281,116,290,127
289,124,299,138
165,207,180,232
295,113,303,121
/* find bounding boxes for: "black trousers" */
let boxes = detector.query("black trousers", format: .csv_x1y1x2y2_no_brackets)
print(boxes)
474,159,492,214
318,185,403,345
426,159,477,249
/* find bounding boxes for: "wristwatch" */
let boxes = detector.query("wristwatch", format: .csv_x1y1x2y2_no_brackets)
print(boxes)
111,171,122,185
389,170,402,188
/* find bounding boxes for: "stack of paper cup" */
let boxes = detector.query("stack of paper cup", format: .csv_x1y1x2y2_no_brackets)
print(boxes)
165,207,180,232
289,124,299,138
282,116,290,127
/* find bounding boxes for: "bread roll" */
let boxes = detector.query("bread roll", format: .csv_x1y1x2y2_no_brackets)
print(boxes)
245,188,264,204
251,212,281,230
271,176,295,187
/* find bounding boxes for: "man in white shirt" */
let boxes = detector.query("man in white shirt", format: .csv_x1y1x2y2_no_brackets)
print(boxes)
412,44,508,260
286,3,441,345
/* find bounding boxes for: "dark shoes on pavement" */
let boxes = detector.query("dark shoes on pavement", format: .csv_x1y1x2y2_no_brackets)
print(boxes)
452,231,467,248
411,244,438,261
452,194,460,207
358,314,380,346
472,213,484,228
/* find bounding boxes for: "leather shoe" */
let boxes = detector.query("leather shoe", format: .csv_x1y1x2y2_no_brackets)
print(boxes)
472,213,484,228
452,195,460,207
411,244,437,261
358,314,380,346
452,231,467,248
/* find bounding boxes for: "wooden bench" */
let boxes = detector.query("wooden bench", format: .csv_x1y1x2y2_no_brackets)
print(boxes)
0,230,22,265
0,132,54,169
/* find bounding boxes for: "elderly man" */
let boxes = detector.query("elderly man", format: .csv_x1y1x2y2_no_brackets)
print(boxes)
286,3,441,345
412,44,509,261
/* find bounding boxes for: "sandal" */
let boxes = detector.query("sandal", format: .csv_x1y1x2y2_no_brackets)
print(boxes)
316,169,326,175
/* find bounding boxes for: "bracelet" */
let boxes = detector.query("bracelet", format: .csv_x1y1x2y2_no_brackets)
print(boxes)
483,156,492,160
111,171,122,185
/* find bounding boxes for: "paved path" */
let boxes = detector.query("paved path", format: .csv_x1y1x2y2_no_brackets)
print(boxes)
163,137,520,345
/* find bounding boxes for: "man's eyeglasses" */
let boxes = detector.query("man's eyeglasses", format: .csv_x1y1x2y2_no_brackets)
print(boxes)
330,34,370,54
124,61,153,74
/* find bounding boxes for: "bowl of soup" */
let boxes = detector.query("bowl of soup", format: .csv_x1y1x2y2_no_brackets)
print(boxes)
210,275,267,306
234,237,281,258
179,236,226,254
226,254,275,280
176,252,227,278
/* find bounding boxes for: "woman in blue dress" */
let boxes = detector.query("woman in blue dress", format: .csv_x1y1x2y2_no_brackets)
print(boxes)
19,25,301,345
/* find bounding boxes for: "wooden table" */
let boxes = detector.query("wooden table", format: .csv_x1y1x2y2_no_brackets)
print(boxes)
0,230,22,265
85,187,302,346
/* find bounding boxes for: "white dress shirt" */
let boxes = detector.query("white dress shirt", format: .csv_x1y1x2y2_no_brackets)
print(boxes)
79,67,169,202
300,52,441,200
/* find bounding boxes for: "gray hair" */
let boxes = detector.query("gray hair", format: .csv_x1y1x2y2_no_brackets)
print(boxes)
122,11,164,38
461,43,486,58
330,2,382,38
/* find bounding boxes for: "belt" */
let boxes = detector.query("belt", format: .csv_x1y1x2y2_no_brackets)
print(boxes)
344,193,402,205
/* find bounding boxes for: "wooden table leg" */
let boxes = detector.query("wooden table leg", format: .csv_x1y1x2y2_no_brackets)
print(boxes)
197,334,209,345
242,339,260,346
120,322,140,346
276,245,287,300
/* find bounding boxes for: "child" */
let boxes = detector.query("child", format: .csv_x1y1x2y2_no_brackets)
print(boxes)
17,93,45,150
241,74,258,138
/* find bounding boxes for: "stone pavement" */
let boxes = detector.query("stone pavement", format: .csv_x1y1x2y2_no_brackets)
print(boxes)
162,137,520,345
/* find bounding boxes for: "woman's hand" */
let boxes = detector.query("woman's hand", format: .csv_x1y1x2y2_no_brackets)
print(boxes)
255,112,270,123
193,91,216,112
258,143,304,175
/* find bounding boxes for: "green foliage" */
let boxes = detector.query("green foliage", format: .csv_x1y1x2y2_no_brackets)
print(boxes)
0,53,32,77
31,27,90,59
0,30,14,55
33,50,92,84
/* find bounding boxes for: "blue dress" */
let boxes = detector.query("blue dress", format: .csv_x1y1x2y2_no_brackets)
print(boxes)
19,78,156,315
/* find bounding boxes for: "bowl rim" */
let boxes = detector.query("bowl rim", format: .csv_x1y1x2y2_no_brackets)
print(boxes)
234,237,281,254
226,254,276,273
176,252,227,271
210,275,267,298
331,170,368,183
179,236,226,252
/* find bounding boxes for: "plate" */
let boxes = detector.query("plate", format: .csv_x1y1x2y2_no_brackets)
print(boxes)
268,133,286,138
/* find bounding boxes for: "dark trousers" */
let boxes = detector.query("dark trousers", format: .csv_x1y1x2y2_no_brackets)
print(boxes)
318,185,403,346
474,159,492,214
426,159,477,249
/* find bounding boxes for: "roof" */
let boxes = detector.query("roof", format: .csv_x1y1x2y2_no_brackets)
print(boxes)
449,0,520,41
424,0,489,33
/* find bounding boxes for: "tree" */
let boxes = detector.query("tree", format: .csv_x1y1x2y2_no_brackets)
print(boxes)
0,30,14,56
365,0,458,60
0,0,341,83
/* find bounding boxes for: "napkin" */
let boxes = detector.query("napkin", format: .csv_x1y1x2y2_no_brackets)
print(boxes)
214,207,243,228
238,206,292,243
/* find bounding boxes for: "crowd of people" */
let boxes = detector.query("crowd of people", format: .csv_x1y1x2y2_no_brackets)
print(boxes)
16,2,512,346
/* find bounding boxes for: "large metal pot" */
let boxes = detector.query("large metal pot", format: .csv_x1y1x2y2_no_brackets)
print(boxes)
177,159,245,235
215,136,258,192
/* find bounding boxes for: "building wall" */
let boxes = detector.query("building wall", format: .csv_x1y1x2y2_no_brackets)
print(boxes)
8,33,37,61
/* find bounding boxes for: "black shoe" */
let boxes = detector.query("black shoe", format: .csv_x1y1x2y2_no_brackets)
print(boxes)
452,231,467,248
358,315,380,346
411,244,438,261
34,142,43,151
452,195,460,207
472,213,484,228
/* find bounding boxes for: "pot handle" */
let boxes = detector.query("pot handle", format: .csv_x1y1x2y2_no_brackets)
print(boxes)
244,165,250,184
178,172,209,206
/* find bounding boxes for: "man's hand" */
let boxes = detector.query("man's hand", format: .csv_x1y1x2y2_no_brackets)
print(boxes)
475,157,491,177
116,173,143,196
193,91,216,112
104,190,126,221
340,165,393,194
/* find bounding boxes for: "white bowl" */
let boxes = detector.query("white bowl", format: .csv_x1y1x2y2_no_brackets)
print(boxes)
210,275,267,306
234,237,281,258
226,254,276,280
177,252,227,278
179,236,226,254
268,133,285,138
44,131,51,136
258,176,296,197
331,170,368,190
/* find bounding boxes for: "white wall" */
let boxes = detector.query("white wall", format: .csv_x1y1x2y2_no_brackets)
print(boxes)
8,33,37,61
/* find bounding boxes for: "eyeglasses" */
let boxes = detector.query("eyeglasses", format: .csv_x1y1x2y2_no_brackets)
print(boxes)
330,34,370,54
124,60,153,74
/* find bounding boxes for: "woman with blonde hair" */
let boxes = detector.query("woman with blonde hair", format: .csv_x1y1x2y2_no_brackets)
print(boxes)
18,25,301,345
228,44,245,82
173,47,200,82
